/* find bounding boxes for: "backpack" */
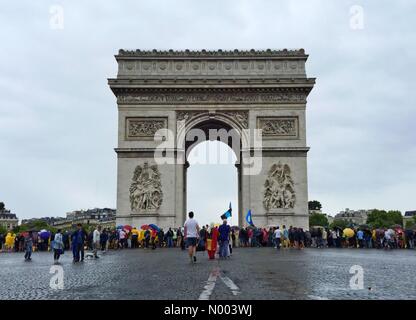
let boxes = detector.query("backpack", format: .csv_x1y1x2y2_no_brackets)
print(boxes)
196,239,205,252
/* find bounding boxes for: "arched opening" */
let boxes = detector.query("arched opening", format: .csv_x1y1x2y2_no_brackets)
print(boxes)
186,140,239,226
182,117,243,227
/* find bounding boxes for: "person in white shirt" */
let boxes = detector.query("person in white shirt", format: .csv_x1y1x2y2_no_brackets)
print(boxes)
184,211,200,263
331,230,337,247
322,229,327,247
119,229,126,248
274,226,282,250
53,229,64,263
92,226,101,258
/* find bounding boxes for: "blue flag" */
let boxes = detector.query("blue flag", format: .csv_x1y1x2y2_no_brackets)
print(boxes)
221,202,232,220
245,209,255,226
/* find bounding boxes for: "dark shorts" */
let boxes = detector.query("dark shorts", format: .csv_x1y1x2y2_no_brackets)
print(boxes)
186,237,197,247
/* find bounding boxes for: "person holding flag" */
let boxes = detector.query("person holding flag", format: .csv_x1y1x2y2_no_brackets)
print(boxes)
218,219,231,259
245,209,255,227
220,202,232,220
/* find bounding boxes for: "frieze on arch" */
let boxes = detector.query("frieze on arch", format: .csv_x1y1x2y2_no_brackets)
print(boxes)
116,88,309,105
126,117,167,139
257,117,299,138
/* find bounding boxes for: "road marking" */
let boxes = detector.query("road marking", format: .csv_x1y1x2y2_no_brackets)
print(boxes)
308,295,329,300
198,267,241,299
198,267,220,300
220,275,241,296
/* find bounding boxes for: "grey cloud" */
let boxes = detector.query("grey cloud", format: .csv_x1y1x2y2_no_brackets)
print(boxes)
0,0,415,221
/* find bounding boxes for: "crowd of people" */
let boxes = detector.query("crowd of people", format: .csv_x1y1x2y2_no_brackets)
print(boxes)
240,225,416,250
1,217,415,263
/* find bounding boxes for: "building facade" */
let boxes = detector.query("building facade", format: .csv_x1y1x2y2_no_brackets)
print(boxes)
53,208,116,229
404,210,416,227
333,208,370,226
21,217,66,226
0,209,19,230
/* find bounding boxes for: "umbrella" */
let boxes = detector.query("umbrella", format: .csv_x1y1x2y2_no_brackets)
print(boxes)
395,228,404,234
116,225,123,229
149,224,160,232
40,231,51,240
141,224,150,230
343,228,355,238
123,225,132,231
40,229,47,233
392,225,403,233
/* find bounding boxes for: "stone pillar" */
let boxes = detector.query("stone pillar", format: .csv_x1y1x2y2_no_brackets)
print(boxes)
235,162,243,227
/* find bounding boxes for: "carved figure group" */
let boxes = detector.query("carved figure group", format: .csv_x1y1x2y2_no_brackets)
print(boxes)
128,119,165,137
261,119,297,136
263,162,296,210
129,162,163,211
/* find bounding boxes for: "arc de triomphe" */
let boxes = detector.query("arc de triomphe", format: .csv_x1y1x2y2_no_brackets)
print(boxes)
108,49,315,229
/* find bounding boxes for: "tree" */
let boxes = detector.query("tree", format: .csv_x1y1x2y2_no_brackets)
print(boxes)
0,225,7,235
309,213,329,227
366,209,403,228
404,216,416,229
0,202,5,211
308,200,322,211
19,220,57,233
330,219,349,230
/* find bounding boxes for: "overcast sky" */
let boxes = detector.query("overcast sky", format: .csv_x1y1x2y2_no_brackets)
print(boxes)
0,1,415,225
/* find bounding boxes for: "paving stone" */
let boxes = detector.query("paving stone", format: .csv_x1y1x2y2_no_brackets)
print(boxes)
0,248,415,300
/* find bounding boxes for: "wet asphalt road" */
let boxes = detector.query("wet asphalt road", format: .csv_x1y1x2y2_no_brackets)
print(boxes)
0,247,415,300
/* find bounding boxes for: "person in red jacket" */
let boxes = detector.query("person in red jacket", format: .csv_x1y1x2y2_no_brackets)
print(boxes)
151,228,157,250
207,227,219,260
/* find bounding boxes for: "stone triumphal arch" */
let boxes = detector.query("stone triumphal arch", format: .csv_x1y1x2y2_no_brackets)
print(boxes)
108,49,315,229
